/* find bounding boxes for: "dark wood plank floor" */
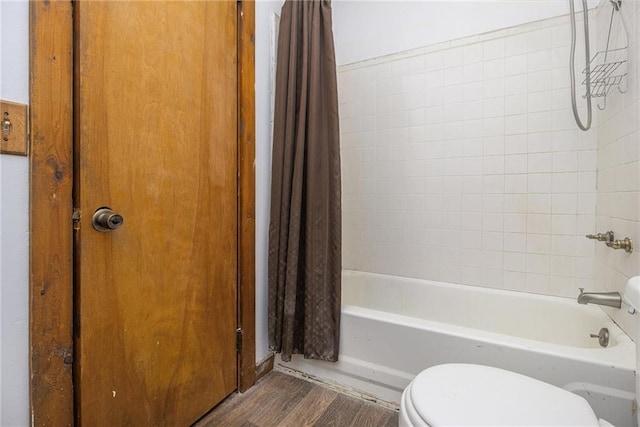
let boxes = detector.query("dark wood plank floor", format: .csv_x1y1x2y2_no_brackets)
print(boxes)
196,371,398,427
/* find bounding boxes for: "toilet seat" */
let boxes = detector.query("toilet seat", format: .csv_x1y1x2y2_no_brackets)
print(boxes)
402,364,601,426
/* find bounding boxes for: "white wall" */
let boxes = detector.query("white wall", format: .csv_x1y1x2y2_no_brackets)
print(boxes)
338,12,600,297
332,0,599,65
255,0,283,364
0,0,30,426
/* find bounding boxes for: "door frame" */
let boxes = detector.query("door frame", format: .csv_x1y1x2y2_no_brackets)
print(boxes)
29,1,256,424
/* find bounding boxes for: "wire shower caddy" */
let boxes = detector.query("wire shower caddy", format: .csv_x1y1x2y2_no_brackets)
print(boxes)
581,0,629,110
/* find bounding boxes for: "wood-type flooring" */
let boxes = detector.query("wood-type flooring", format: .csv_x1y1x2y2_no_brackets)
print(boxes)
196,371,399,427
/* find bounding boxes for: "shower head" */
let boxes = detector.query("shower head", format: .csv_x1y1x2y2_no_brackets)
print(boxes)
609,0,621,11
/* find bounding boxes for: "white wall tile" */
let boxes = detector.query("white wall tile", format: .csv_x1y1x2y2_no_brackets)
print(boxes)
443,66,463,86
527,70,553,93
483,78,506,99
528,133,553,153
505,54,528,76
527,253,551,274
505,114,528,134
528,194,552,213
443,47,463,68
463,44,484,64
505,213,527,233
552,172,578,193
553,152,578,172
339,13,603,299
484,98,505,117
484,59,505,79
552,194,578,214
527,234,552,253
527,29,553,52
505,75,528,96
464,63,484,83
463,82,484,102
505,33,528,56
483,39,505,60
505,134,528,154
528,173,552,193
528,91,551,113
527,50,552,72
505,154,527,174
527,214,551,234
505,252,527,271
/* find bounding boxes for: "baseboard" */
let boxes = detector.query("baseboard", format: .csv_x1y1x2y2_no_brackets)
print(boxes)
255,353,275,382
274,361,400,411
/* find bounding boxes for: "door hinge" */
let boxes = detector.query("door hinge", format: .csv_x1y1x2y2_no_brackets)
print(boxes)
236,328,243,353
72,209,81,222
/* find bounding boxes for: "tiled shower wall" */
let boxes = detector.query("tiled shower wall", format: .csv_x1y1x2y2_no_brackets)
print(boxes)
594,0,639,336
339,12,601,298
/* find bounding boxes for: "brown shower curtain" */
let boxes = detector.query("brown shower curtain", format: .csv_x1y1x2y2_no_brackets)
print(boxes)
268,0,341,362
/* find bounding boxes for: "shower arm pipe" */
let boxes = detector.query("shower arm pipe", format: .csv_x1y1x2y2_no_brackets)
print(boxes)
568,0,593,131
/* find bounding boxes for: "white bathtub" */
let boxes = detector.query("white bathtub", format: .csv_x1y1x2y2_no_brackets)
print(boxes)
279,270,637,427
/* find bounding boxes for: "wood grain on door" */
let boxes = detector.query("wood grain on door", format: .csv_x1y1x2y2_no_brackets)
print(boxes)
74,2,239,424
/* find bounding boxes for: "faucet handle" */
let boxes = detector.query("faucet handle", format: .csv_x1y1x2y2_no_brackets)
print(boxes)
606,237,633,253
579,287,584,294
586,231,614,242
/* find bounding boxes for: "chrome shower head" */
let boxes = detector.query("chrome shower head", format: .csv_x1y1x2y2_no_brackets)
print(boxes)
609,0,621,11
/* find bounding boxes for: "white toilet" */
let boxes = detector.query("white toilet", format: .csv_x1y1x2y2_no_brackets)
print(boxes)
399,364,611,426
400,277,640,427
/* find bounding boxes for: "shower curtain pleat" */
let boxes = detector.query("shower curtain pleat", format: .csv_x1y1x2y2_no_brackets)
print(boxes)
268,0,341,362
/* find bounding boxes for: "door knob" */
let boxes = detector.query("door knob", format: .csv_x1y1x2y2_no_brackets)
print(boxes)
92,207,124,232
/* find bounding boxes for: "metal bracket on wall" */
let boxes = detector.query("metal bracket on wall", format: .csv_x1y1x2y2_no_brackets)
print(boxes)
1,100,29,156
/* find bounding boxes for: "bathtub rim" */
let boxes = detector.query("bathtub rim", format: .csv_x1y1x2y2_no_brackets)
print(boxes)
341,304,636,371
342,269,630,309
341,269,636,370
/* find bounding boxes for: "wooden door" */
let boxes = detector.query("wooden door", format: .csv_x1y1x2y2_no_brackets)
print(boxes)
74,1,238,425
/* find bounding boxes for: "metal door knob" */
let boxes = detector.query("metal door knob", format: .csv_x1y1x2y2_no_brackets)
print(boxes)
92,207,124,232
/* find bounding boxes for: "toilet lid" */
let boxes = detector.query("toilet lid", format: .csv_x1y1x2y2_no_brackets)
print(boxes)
410,364,600,426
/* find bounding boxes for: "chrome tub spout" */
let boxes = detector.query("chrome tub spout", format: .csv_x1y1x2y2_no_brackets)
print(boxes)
577,288,622,308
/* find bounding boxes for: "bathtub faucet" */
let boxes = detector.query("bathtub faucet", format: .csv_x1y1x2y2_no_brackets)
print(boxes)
577,288,622,308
